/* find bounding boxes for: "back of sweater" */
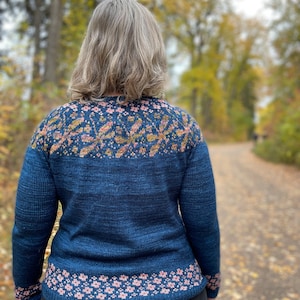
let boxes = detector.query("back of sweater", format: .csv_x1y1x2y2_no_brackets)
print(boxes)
13,97,220,300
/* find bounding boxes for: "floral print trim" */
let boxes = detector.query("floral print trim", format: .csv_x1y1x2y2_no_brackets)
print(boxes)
205,273,221,290
31,98,203,159
44,261,203,299
15,282,41,300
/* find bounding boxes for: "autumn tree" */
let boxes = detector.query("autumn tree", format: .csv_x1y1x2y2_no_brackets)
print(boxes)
152,1,228,116
59,0,99,84
44,0,65,84
142,0,262,140
269,0,300,97
4,0,99,86
0,56,28,187
16,0,51,81
255,0,300,166
148,0,232,135
220,15,264,139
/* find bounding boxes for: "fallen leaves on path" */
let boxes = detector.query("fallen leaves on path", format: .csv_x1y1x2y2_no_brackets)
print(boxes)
210,143,300,300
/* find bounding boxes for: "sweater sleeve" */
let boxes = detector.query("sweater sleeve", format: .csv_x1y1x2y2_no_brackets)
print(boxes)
12,146,58,300
179,141,221,298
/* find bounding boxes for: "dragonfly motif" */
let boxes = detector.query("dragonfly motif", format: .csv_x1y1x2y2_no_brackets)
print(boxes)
79,121,114,157
146,115,173,157
115,118,144,158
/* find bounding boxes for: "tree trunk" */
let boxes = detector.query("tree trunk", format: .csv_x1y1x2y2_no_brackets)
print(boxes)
44,0,64,84
202,94,212,128
190,88,198,118
32,0,43,81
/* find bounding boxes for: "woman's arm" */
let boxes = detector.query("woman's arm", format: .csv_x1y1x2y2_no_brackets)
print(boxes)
179,141,221,299
12,147,58,299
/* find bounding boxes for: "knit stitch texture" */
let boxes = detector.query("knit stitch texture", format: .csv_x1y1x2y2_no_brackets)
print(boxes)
12,97,220,300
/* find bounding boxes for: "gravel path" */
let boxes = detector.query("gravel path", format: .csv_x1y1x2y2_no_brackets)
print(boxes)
209,142,300,300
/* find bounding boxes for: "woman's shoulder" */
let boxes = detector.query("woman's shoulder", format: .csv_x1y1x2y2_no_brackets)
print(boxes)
157,99,203,145
29,101,79,151
46,100,81,117
35,100,84,127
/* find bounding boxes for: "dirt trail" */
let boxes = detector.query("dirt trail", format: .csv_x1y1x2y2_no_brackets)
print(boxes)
209,142,300,300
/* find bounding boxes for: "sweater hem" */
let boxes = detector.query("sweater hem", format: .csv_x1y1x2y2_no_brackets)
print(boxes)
41,260,207,300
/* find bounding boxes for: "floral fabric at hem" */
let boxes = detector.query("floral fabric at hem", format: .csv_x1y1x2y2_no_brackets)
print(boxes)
44,261,204,299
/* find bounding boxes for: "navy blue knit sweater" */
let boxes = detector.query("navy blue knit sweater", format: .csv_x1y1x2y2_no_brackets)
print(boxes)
12,97,220,300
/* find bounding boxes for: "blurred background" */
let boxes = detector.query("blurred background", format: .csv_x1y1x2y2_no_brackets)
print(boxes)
0,0,299,299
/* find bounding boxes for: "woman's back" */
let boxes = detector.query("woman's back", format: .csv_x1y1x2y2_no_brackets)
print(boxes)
12,1,220,299
30,97,213,299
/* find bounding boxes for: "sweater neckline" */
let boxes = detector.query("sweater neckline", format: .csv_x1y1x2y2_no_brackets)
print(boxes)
78,96,158,106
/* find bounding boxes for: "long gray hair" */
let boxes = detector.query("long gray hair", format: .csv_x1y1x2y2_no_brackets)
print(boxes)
68,0,167,101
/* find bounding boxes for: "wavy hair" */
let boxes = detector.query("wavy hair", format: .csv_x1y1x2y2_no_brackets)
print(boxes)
68,0,167,101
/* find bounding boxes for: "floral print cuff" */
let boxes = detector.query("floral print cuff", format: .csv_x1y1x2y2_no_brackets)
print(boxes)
15,282,41,300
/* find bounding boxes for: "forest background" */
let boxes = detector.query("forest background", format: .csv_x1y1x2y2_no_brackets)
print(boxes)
0,0,299,297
